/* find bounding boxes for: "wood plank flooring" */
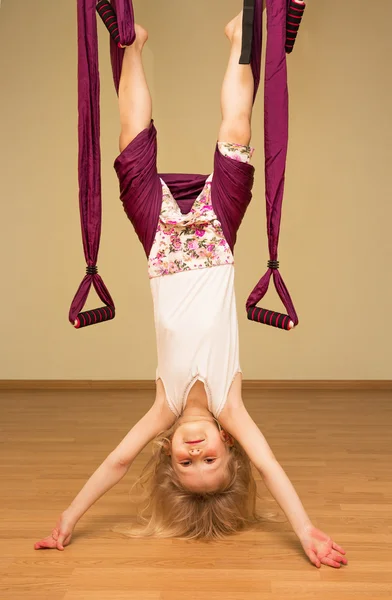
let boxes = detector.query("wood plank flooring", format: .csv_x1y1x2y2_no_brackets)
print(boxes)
0,387,391,599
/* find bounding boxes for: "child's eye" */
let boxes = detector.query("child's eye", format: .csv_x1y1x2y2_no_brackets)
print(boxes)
180,461,191,466
205,458,216,464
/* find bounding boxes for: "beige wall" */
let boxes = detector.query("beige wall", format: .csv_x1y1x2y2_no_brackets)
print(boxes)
0,0,391,380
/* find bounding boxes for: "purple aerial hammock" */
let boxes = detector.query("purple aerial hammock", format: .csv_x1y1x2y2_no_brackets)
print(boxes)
69,0,306,331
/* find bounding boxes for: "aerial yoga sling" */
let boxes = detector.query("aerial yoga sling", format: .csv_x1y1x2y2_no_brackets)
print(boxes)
69,0,306,330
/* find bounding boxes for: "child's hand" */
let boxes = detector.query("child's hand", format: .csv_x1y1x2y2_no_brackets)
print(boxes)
34,513,74,551
299,524,348,568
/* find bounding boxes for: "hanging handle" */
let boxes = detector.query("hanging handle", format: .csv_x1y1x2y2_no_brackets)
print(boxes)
246,262,298,331
73,265,115,328
96,0,122,46
286,0,306,54
69,266,115,328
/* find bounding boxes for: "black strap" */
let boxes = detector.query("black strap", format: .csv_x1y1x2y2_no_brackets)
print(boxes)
239,0,256,65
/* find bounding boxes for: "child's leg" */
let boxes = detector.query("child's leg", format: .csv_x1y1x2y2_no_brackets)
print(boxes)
119,25,152,152
218,12,254,147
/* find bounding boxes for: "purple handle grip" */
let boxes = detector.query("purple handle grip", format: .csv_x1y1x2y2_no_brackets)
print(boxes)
74,306,115,329
247,306,294,330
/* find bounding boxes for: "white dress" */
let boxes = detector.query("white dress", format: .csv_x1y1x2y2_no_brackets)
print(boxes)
148,143,253,418
151,263,240,418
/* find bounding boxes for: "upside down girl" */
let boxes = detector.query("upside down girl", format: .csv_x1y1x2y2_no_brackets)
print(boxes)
35,11,347,569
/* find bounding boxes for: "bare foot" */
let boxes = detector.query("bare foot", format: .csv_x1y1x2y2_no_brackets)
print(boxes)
121,24,148,50
224,12,243,44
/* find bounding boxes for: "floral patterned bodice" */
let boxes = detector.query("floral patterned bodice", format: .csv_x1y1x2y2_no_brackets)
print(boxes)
148,143,254,279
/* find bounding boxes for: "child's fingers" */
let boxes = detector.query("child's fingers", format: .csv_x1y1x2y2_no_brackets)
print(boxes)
332,541,346,555
330,550,348,565
306,549,321,568
34,541,45,550
321,556,341,568
56,532,71,551
56,534,66,550
34,536,57,550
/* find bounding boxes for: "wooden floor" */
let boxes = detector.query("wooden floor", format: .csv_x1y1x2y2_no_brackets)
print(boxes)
1,387,391,599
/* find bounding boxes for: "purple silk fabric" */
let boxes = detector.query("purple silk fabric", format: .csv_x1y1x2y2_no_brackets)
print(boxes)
71,0,298,325
114,122,255,257
111,0,260,258
113,125,162,256
245,0,299,325
69,0,114,324
111,0,297,323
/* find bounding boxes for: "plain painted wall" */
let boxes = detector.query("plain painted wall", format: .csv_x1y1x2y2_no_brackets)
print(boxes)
0,0,391,380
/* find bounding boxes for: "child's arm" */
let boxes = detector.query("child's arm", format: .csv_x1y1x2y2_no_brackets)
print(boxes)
219,384,347,568
220,393,312,537
35,390,176,550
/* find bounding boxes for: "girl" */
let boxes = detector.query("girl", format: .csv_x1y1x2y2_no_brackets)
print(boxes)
35,11,347,569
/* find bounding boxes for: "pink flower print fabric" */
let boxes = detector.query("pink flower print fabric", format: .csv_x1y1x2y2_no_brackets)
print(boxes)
217,142,254,163
148,143,254,279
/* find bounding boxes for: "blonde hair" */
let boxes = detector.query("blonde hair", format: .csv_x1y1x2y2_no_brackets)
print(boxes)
120,422,261,540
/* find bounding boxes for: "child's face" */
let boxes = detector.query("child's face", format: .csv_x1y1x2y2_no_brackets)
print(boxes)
169,418,232,493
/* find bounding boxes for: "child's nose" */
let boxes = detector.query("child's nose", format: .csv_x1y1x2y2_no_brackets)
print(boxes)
189,448,202,456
